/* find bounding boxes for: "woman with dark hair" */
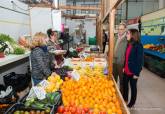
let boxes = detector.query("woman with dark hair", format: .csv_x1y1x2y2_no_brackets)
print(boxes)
47,28,64,66
123,29,144,108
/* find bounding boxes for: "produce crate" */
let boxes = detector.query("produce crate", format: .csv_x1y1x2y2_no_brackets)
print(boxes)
0,104,13,114
144,54,165,77
5,103,55,114
0,85,18,113
88,37,96,45
111,76,130,114
9,91,62,114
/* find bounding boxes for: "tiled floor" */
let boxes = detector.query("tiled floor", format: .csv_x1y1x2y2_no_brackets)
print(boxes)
129,68,165,114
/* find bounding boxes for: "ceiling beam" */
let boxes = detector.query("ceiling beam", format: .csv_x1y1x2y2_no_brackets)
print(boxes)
29,4,101,11
59,5,101,11
29,4,52,8
62,14,96,19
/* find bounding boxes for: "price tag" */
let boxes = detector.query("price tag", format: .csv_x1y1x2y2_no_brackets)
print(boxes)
26,88,36,100
33,87,46,100
39,80,50,89
71,70,80,81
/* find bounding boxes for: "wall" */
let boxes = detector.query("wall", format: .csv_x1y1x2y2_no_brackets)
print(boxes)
0,0,30,41
63,18,96,44
141,8,165,22
30,7,52,36
120,0,159,20
84,19,96,41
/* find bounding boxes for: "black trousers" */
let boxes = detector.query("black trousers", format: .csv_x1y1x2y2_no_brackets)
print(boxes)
123,73,138,106
103,42,106,53
113,63,124,96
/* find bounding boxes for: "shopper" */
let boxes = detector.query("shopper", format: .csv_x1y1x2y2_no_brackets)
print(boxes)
47,28,64,66
30,32,55,85
123,29,144,108
102,30,108,53
113,23,127,95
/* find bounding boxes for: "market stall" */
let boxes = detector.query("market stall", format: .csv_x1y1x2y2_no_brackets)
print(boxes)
141,8,165,77
2,44,129,114
0,0,130,114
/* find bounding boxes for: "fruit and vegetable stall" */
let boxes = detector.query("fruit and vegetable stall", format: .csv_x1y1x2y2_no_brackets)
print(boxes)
141,36,165,77
1,47,129,114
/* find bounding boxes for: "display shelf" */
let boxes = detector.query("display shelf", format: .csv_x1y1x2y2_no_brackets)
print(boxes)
144,49,165,60
0,52,30,67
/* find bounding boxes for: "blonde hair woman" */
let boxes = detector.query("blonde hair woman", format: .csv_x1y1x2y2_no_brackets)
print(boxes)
30,32,55,85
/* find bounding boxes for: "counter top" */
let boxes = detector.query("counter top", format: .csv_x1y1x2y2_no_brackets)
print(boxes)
0,52,30,67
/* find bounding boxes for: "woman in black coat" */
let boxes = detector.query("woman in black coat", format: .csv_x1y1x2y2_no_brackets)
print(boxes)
123,29,144,108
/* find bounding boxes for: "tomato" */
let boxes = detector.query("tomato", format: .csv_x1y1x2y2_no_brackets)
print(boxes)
63,111,72,114
83,108,89,113
63,112,68,114
99,111,106,114
57,106,64,113
76,108,82,114
69,106,72,112
88,110,94,114
64,106,70,112
81,110,85,114
71,107,77,114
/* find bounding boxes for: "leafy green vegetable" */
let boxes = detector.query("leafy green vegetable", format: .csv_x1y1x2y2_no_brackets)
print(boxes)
14,47,25,54
0,34,25,54
0,34,16,44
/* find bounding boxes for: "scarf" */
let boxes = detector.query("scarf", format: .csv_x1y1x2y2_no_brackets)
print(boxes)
39,45,48,52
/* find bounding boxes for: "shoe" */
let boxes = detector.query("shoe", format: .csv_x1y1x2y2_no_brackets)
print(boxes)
127,103,134,108
125,101,128,105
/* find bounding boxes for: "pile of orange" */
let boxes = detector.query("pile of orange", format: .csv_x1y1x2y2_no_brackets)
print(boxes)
61,76,122,114
84,56,94,62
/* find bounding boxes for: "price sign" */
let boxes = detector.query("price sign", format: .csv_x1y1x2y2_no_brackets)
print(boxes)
33,87,46,100
39,80,50,89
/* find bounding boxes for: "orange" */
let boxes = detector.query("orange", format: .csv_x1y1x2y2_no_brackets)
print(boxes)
93,108,99,114
112,106,117,113
61,71,122,113
107,109,112,114
112,96,117,102
116,109,122,114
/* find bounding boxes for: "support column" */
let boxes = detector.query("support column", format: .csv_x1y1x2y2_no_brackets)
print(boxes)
100,0,104,50
108,9,116,75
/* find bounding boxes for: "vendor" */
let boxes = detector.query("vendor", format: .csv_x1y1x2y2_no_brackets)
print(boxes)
47,28,64,66
30,32,55,85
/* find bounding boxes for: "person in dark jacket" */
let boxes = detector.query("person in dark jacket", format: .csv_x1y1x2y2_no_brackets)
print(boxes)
113,23,127,95
47,28,64,66
30,32,55,85
102,29,108,53
123,29,144,108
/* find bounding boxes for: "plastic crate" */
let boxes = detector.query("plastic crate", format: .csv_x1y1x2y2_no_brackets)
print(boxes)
5,103,55,114
0,104,13,114
88,37,96,45
7,91,63,114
